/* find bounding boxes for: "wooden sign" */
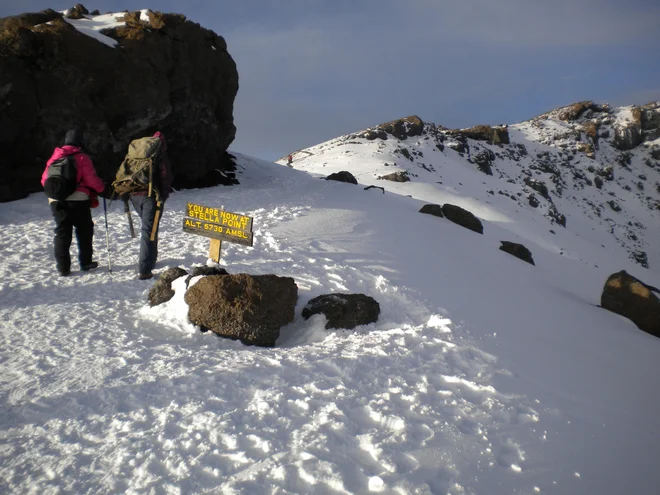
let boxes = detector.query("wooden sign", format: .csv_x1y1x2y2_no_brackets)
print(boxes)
182,202,254,262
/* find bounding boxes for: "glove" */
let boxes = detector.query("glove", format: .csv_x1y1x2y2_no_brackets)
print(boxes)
98,183,117,200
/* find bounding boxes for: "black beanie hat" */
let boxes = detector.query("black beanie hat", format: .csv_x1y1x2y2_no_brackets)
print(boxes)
64,129,84,147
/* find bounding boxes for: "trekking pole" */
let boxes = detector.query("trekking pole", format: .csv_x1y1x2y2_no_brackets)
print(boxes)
124,198,136,238
103,198,112,273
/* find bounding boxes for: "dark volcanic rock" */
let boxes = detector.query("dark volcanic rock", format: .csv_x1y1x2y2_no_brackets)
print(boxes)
185,274,298,347
0,8,238,202
419,204,444,218
302,293,380,330
601,271,660,337
499,241,535,266
441,204,484,234
148,266,188,306
326,171,358,185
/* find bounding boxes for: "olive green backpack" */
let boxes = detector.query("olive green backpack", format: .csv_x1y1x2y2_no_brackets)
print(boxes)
112,137,163,200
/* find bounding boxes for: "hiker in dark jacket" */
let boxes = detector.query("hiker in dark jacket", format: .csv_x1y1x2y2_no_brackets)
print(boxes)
41,129,106,276
129,131,173,280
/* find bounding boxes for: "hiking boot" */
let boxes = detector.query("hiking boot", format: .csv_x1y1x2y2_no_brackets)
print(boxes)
58,269,71,277
138,272,153,280
81,261,99,271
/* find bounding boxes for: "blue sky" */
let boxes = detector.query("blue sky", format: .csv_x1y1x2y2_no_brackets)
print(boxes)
3,1,660,160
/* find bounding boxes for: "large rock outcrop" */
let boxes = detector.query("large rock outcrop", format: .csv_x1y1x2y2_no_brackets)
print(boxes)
601,271,660,337
185,274,298,347
0,6,239,202
447,124,510,145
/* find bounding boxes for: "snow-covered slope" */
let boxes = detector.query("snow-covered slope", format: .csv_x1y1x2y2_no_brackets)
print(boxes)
1,123,659,493
282,102,660,271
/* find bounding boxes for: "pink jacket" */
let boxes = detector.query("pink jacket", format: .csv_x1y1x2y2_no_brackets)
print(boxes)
41,146,105,203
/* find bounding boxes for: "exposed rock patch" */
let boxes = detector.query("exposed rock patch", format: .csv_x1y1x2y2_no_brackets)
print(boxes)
375,116,424,141
448,125,509,145
524,178,551,201
471,149,495,175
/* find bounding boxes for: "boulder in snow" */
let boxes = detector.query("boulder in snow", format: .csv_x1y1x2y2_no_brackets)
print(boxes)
419,204,444,218
441,204,484,234
601,271,660,337
326,171,358,185
148,267,188,307
185,274,298,346
499,241,535,266
302,293,380,330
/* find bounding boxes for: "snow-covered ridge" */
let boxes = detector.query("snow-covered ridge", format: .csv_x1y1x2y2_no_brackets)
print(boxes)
281,101,660,269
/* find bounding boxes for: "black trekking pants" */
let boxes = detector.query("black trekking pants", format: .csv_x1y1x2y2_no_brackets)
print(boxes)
49,200,94,273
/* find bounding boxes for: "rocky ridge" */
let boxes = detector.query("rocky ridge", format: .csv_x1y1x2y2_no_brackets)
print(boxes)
282,101,660,269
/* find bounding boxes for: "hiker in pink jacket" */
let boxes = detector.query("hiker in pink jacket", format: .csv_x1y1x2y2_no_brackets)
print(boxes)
41,129,106,276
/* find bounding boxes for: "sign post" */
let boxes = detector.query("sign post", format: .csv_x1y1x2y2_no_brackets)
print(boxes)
183,202,254,263
209,239,222,263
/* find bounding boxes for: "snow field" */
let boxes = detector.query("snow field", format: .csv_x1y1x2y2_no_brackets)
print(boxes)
1,151,659,494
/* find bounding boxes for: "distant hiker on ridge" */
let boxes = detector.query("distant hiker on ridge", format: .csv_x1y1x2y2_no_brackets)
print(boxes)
41,128,107,277
113,131,173,280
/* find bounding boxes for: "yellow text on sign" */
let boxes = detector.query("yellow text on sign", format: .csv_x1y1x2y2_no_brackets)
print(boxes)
183,219,251,239
186,202,251,231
